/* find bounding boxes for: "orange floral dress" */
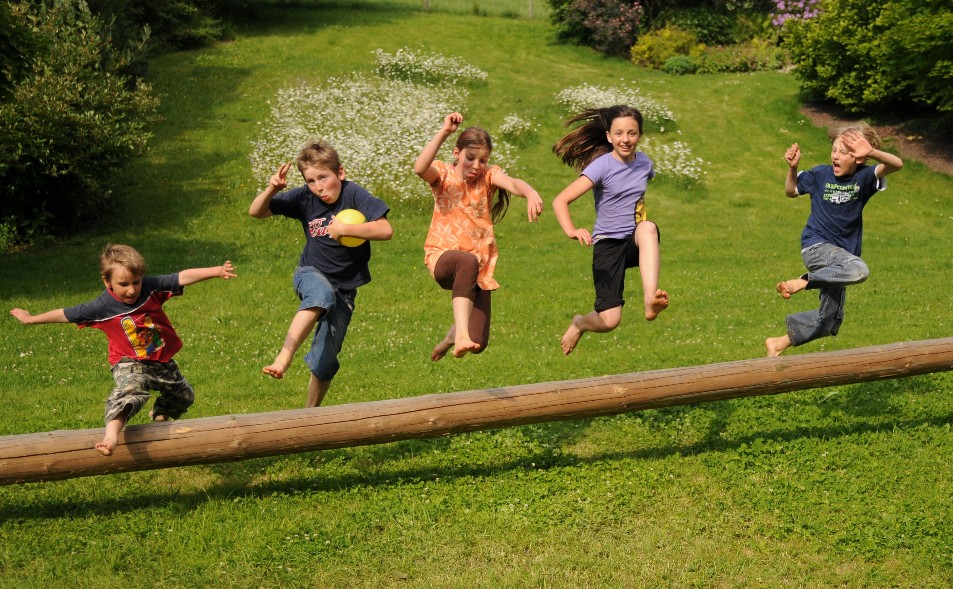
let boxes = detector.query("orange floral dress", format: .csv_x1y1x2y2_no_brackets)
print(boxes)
424,160,501,291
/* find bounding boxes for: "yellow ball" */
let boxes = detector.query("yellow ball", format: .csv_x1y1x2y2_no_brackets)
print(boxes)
335,208,367,247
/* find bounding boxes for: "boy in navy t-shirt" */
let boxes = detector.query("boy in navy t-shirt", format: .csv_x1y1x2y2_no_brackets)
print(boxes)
765,124,903,356
10,244,236,455
249,138,392,407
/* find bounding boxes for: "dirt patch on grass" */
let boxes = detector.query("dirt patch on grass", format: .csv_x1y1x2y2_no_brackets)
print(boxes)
800,103,953,176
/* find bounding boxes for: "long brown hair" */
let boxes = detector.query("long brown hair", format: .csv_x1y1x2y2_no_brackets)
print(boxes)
456,126,510,223
553,105,644,171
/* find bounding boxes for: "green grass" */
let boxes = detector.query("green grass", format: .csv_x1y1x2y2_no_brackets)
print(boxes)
2,3,953,587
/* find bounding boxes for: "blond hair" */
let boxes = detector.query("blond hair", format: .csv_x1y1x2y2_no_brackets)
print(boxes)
296,138,342,174
100,244,146,281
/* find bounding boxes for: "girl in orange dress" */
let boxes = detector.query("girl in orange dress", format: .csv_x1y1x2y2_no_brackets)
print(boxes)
414,112,543,360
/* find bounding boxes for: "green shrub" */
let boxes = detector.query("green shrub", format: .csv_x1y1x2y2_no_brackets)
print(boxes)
661,54,700,75
658,7,734,45
784,0,953,113
698,38,786,73
630,26,704,69
86,0,232,51
0,1,159,241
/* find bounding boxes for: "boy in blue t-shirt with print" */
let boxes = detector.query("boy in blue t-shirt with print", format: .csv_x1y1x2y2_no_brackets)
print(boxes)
249,138,392,407
765,123,903,357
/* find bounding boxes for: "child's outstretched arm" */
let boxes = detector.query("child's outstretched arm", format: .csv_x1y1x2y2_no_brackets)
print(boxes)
178,261,237,286
842,131,904,178
414,112,462,186
328,217,394,243
249,162,293,218
552,176,596,246
784,143,801,198
492,174,544,222
10,308,68,325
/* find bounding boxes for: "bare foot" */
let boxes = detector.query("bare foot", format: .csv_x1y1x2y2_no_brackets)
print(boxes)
561,315,584,356
765,335,791,357
262,363,286,379
452,338,481,358
776,279,807,299
431,338,453,362
645,289,669,321
95,435,117,456
149,410,168,422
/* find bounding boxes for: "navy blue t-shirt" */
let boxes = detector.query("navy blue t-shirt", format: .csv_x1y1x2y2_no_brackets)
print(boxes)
269,180,389,291
796,164,885,256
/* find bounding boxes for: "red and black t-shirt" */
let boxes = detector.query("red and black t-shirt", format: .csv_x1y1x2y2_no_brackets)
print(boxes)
63,274,184,365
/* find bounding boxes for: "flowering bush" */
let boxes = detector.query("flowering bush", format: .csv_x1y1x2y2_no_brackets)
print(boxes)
770,0,821,27
251,51,520,201
374,48,487,85
551,0,645,57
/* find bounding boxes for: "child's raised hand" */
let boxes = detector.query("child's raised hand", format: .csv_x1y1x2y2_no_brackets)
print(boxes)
784,143,800,167
442,112,463,135
219,261,237,280
270,162,293,191
841,131,873,159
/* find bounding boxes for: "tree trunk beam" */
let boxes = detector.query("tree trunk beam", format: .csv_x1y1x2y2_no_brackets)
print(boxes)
2,337,952,485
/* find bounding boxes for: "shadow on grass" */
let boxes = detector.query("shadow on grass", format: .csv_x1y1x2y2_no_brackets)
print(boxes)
3,375,948,521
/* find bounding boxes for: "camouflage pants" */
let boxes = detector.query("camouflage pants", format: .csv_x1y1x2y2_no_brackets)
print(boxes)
105,358,194,425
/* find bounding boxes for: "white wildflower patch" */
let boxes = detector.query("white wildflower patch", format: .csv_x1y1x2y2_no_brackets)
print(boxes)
554,83,675,126
249,75,460,199
497,113,534,139
640,137,705,182
249,50,524,200
374,47,487,86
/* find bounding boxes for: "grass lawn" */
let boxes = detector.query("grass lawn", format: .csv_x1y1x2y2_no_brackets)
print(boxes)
1,2,952,587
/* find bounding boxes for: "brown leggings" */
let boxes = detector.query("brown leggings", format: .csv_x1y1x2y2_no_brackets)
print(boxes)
434,250,491,352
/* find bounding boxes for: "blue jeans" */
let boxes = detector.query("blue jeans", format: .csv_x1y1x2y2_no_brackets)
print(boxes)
786,242,869,347
293,266,356,381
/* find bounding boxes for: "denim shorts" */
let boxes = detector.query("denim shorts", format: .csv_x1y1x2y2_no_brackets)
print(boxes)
293,266,356,381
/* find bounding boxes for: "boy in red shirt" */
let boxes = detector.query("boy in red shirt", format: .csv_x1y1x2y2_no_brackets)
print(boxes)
10,244,235,455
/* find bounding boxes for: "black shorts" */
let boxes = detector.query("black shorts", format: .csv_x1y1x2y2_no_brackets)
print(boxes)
591,226,660,313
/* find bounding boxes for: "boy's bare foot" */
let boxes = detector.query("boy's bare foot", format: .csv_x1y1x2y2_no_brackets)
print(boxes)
776,279,807,299
765,335,791,357
561,315,584,356
262,363,286,379
452,338,480,358
148,410,168,422
645,289,669,321
95,435,118,456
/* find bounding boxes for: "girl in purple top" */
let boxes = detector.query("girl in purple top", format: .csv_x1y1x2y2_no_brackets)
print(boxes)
552,105,669,355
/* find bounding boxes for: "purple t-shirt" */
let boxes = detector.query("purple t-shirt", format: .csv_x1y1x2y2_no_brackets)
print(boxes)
582,151,655,240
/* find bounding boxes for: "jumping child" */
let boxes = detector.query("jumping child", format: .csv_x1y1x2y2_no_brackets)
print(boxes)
552,104,669,355
10,243,236,456
250,138,392,407
414,112,543,360
765,123,903,356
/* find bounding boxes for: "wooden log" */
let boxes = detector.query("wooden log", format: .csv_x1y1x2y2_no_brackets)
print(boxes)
2,337,952,485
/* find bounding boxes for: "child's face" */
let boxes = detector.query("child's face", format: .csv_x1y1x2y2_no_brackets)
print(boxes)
103,266,143,305
606,116,641,162
831,137,862,177
452,146,490,183
302,164,346,204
